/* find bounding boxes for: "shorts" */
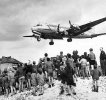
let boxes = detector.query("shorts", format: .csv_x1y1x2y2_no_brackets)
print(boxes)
90,60,95,65
48,72,53,77
10,78,15,86
48,69,53,77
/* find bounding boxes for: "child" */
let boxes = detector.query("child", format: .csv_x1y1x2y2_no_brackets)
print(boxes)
31,69,38,96
86,61,91,78
37,68,45,95
59,62,67,95
8,70,16,96
45,58,54,88
65,61,76,96
2,70,9,97
0,74,2,95
91,64,101,92
79,55,87,79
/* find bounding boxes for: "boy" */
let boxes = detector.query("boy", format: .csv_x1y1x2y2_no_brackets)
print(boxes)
31,69,38,96
91,64,101,92
8,70,16,96
45,58,54,88
2,70,9,97
79,55,87,79
59,62,67,95
86,61,91,78
89,48,96,70
37,68,45,95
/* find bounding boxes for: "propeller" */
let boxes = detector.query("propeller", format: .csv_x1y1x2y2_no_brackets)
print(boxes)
69,20,72,28
57,24,60,33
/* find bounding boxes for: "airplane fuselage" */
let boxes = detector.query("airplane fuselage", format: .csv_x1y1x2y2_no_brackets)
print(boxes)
32,25,94,39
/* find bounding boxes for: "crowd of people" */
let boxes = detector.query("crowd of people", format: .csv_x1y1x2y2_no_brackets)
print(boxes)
0,47,106,97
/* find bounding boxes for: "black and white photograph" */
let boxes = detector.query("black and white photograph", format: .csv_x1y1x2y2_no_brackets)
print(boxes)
0,0,106,100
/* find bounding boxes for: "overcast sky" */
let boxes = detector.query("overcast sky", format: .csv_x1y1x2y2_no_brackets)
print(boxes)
0,0,106,64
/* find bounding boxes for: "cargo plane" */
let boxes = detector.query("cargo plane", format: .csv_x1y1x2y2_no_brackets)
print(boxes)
23,17,106,45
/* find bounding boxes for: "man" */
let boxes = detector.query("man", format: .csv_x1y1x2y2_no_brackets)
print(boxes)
100,47,106,76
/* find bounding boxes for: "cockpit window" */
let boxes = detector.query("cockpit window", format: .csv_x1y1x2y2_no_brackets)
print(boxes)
36,24,42,26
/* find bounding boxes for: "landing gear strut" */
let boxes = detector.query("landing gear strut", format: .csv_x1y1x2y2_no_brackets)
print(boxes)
67,38,72,42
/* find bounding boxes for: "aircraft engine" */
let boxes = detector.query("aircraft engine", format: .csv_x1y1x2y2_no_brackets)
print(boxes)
59,28,64,33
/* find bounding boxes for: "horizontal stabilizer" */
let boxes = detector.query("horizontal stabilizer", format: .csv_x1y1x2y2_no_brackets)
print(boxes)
23,35,34,37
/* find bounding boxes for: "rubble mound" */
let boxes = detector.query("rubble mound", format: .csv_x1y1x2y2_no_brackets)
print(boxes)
1,77,106,100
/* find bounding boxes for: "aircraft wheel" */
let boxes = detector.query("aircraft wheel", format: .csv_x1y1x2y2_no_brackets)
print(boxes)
49,41,54,45
37,37,41,41
67,38,72,42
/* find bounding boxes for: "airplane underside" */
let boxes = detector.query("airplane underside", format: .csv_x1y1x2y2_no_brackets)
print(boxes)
35,33,73,45
32,32,98,45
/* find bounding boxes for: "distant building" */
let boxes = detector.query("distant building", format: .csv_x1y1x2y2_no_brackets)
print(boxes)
0,56,22,71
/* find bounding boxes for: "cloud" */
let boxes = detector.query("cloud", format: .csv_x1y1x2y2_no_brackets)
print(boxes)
0,0,52,41
0,18,29,41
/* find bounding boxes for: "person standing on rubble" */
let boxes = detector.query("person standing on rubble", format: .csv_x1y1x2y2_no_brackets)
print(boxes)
100,47,106,76
89,48,96,70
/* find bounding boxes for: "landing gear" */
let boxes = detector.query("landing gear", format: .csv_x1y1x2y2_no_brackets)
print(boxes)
67,38,72,42
49,41,54,45
37,37,41,41
49,39,54,45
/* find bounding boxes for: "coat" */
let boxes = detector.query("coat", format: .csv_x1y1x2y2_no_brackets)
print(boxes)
31,73,38,86
65,62,76,86
37,73,45,86
91,69,101,80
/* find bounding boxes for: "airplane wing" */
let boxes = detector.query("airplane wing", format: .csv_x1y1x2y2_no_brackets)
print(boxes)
66,17,106,36
91,33,106,37
79,17,106,29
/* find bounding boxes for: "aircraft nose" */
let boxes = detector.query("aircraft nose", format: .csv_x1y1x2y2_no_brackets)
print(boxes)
31,26,38,32
31,27,36,33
